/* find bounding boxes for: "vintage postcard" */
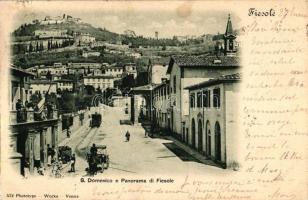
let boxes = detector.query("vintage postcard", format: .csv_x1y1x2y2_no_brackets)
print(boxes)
0,1,307,200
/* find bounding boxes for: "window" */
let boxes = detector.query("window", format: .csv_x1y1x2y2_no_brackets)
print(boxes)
173,76,176,93
190,93,195,108
203,90,211,108
213,88,220,108
197,92,202,108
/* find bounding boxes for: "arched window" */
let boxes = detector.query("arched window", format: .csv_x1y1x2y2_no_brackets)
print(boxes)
206,120,211,156
198,119,203,152
215,122,221,161
191,118,195,148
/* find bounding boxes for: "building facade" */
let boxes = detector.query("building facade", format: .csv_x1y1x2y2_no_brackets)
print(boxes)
148,57,169,85
186,73,241,168
124,64,137,79
82,75,114,90
29,80,58,95
152,81,170,130
166,14,240,140
55,79,74,91
9,67,60,177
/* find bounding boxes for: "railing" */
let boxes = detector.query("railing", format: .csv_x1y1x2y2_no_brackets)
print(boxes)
10,109,58,125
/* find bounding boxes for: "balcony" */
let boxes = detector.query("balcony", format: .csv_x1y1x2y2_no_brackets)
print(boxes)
10,108,58,126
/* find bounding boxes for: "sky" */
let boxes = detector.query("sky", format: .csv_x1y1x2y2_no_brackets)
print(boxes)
13,3,240,38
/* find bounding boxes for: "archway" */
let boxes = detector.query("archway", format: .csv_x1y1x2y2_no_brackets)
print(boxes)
206,120,211,157
191,118,195,148
215,122,221,161
198,119,203,152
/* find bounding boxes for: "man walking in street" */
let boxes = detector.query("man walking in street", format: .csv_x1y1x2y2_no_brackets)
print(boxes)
70,154,76,172
125,131,130,142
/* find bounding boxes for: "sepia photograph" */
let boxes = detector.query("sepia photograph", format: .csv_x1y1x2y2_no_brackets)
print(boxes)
0,1,307,200
9,6,241,178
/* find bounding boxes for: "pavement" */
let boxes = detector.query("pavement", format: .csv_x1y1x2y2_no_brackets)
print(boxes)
54,105,230,178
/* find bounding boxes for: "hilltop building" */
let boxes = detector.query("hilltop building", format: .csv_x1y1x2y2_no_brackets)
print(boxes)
73,33,95,45
124,30,137,38
39,14,81,25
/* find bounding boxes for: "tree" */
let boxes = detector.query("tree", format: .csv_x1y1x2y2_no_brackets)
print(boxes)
29,43,33,52
39,41,44,51
36,42,39,52
84,85,95,95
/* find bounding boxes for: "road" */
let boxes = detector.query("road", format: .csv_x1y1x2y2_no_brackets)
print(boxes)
61,105,226,177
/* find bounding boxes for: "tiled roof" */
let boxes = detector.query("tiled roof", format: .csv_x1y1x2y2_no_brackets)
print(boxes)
130,83,158,94
170,54,240,68
185,73,241,90
30,80,57,84
54,79,73,82
83,75,114,79
10,66,35,77
149,57,170,65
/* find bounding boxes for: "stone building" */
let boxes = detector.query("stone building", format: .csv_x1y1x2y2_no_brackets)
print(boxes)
9,66,60,176
166,14,240,140
124,63,137,79
167,55,240,140
82,75,114,90
29,80,58,95
147,57,169,85
186,73,241,168
152,80,170,130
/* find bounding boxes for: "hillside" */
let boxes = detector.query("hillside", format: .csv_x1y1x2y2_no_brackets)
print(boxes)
13,21,119,42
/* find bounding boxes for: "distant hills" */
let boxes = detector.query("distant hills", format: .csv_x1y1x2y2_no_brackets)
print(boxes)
12,17,208,47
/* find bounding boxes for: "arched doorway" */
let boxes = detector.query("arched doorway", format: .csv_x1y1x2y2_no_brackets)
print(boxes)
191,118,195,148
215,122,221,161
206,121,211,157
198,119,203,152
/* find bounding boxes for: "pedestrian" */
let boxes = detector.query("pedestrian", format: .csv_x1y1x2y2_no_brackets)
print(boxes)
47,144,52,166
16,99,23,111
16,99,23,122
51,145,56,163
67,128,71,138
145,130,148,137
70,154,76,172
90,143,97,156
125,131,130,142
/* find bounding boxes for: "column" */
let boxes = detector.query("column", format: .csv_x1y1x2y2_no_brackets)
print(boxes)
51,125,59,161
40,128,48,167
26,130,36,174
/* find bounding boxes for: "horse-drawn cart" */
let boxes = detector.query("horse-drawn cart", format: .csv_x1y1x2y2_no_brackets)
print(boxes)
58,146,72,164
86,145,109,175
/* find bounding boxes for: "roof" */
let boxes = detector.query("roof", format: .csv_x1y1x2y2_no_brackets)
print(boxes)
10,66,35,77
30,80,57,84
54,79,73,83
83,75,114,79
149,57,170,65
225,14,234,35
153,81,169,90
212,34,224,41
129,83,158,94
167,54,240,73
185,73,241,90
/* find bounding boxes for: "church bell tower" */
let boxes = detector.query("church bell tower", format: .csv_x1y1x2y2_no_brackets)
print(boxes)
224,14,237,56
